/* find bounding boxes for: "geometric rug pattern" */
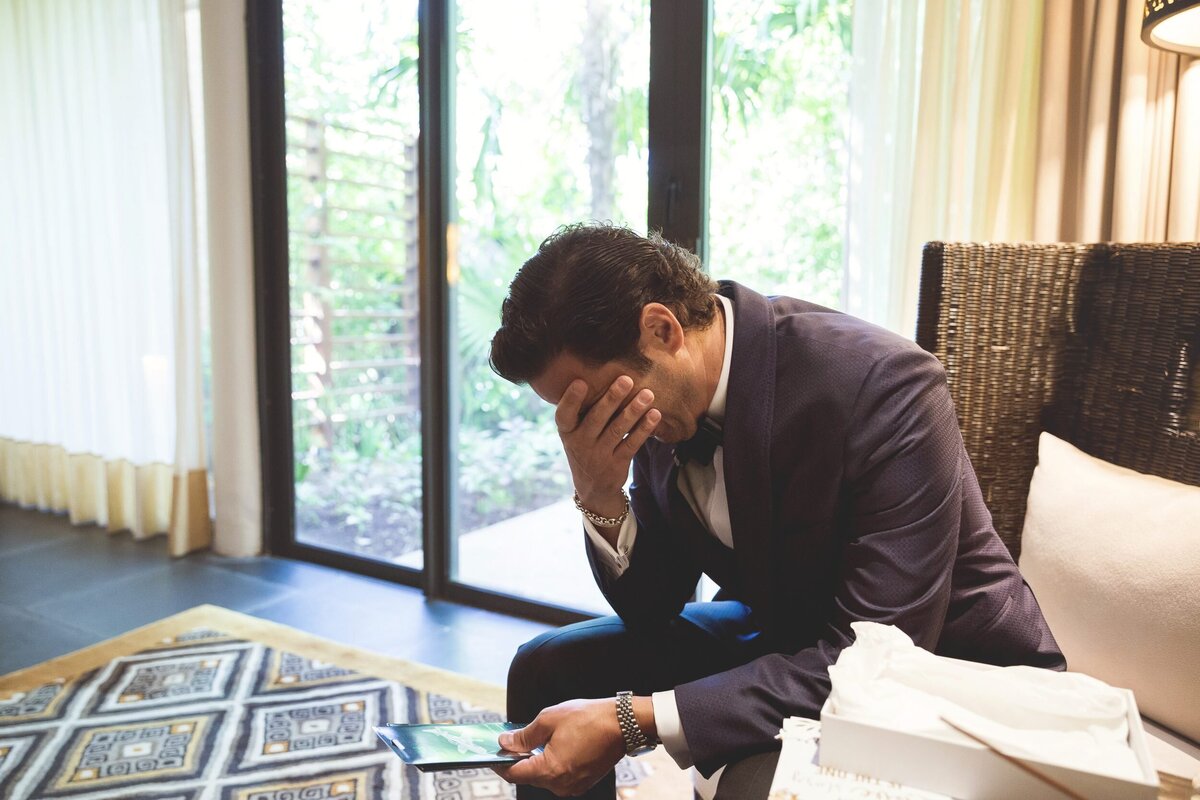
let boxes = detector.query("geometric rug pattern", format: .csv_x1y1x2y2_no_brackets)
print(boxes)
0,606,683,800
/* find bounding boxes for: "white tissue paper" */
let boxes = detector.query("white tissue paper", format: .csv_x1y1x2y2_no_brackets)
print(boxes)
825,622,1145,781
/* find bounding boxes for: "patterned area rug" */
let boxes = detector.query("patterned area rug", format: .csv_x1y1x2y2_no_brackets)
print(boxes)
0,605,690,799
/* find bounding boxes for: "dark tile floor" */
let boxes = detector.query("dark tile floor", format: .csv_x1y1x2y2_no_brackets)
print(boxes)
0,503,553,686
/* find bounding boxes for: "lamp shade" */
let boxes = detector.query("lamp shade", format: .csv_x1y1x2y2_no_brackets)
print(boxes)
1142,0,1200,56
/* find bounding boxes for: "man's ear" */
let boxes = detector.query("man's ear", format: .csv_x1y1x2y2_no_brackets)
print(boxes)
637,303,684,354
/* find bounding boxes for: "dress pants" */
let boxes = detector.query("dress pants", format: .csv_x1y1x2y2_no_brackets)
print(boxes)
505,601,775,800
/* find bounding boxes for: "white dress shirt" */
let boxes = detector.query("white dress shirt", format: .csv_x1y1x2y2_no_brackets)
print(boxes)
581,294,735,769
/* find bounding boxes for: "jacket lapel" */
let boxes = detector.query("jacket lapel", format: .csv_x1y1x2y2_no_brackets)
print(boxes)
718,282,778,630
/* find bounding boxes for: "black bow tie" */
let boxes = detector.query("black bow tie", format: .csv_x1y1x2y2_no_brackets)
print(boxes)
674,418,723,466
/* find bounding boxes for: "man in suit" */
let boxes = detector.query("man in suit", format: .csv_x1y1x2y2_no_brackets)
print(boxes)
487,223,1064,799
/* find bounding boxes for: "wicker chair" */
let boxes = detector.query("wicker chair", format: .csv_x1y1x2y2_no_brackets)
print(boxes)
709,244,1200,798
916,241,1200,560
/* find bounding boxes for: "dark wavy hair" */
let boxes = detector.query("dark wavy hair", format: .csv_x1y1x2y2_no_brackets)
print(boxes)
489,223,719,384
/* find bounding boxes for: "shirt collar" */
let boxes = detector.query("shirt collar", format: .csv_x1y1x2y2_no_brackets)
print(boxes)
706,294,734,426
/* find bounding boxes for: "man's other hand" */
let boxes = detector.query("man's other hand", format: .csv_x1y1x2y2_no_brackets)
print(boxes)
493,698,626,797
556,376,660,522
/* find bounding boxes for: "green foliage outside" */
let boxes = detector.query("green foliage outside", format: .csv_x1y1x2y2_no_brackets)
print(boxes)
709,0,852,305
284,0,852,564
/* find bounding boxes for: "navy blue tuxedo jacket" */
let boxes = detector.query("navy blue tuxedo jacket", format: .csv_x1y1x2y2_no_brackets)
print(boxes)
585,281,1064,775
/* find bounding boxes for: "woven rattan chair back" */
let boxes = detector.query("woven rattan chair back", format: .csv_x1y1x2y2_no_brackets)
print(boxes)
916,242,1200,558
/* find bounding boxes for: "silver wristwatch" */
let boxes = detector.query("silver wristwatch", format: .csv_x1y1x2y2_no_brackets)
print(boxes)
615,691,656,757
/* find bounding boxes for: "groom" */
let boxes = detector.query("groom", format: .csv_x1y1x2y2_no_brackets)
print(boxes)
487,223,1064,798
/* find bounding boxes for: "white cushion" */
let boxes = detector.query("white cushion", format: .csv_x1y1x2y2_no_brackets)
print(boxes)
1019,432,1200,743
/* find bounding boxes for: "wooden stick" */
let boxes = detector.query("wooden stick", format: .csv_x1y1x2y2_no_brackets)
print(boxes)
939,715,1087,800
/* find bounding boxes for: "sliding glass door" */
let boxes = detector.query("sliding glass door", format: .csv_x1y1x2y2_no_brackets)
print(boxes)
282,0,424,568
254,0,852,622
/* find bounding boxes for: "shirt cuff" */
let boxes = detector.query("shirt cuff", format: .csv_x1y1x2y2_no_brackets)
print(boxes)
581,512,637,578
651,690,694,769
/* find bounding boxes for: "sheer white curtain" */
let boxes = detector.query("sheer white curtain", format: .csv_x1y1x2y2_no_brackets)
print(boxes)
0,0,211,555
844,0,1044,336
846,0,1199,335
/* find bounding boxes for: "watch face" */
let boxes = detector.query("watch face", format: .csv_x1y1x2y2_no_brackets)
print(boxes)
627,744,657,757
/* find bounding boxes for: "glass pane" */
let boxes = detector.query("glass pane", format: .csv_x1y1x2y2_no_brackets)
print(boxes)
283,0,423,565
451,0,650,613
700,0,852,604
707,0,852,306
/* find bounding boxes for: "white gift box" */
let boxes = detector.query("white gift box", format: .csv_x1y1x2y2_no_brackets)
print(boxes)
818,684,1160,800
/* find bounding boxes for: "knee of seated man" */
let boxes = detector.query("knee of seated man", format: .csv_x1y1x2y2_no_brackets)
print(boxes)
506,628,595,724
509,624,604,688
506,627,585,717
507,619,634,717
508,629,556,687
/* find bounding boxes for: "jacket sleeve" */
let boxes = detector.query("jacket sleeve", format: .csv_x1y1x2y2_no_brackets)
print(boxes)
674,346,965,775
584,454,703,631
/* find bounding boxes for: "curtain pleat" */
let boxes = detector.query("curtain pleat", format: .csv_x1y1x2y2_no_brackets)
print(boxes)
843,1,924,333
198,0,263,557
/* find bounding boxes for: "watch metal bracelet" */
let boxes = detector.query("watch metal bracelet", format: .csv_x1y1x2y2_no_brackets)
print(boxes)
615,690,654,756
